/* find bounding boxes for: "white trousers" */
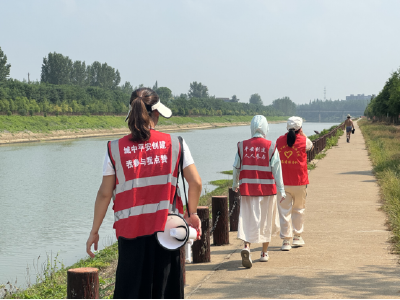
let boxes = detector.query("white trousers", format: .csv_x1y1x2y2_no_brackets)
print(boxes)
237,195,280,244
277,185,307,240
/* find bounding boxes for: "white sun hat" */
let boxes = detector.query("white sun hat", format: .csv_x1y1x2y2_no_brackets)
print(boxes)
287,116,303,131
125,99,172,121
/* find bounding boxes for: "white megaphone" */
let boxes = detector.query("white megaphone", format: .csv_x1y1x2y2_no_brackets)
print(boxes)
156,214,198,251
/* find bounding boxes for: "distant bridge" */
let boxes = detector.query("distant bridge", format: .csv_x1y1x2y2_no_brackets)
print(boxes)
297,110,365,122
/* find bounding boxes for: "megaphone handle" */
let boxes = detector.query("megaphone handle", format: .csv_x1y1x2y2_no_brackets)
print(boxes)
174,225,188,242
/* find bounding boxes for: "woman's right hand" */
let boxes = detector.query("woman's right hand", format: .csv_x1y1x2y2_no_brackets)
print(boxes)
184,212,202,240
86,232,99,258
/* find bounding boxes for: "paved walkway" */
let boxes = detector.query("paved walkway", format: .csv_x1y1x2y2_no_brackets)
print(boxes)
185,121,400,299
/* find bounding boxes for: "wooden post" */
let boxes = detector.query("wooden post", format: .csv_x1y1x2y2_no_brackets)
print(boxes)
192,206,210,263
229,188,240,231
180,246,186,285
67,268,99,299
212,196,229,246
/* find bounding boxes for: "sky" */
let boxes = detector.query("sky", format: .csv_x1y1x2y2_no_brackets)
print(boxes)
1,0,400,105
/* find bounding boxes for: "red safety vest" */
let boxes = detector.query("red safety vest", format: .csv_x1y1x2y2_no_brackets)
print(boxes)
238,138,277,196
276,133,309,186
108,130,183,240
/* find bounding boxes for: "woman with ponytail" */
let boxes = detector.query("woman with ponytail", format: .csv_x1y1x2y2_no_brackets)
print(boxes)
275,116,313,251
86,88,202,299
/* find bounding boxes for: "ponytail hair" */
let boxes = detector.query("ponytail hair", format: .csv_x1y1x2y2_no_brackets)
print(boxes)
287,128,300,147
127,88,159,142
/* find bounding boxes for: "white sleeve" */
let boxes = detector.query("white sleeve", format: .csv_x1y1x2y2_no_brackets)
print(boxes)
182,139,195,169
306,138,313,151
103,151,116,176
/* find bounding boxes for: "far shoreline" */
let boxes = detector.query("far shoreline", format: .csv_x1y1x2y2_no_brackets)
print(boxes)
0,120,283,145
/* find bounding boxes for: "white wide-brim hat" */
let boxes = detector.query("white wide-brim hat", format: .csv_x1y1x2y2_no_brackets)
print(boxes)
125,100,172,121
287,116,303,131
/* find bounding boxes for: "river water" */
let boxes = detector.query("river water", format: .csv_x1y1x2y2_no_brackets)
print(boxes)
0,122,337,289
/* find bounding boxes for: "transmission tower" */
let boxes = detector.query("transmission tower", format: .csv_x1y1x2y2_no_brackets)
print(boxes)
324,86,326,101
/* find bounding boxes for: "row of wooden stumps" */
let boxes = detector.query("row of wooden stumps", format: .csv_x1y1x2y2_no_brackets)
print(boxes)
66,188,240,298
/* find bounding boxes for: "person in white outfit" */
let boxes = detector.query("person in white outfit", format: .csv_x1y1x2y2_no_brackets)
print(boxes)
275,116,313,251
232,115,286,268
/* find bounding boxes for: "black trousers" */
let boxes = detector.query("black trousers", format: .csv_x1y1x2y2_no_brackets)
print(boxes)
113,234,184,299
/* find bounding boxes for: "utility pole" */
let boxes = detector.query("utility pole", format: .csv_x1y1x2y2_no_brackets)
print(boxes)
28,73,30,84
324,86,326,101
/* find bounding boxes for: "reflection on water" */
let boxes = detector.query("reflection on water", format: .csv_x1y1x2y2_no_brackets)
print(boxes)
0,121,337,288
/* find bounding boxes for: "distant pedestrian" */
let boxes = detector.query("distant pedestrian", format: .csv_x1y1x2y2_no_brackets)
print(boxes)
345,114,354,143
86,88,202,299
232,115,285,268
276,116,313,251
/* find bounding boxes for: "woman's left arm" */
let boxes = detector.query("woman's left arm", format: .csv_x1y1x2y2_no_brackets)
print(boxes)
86,175,115,258
271,149,286,199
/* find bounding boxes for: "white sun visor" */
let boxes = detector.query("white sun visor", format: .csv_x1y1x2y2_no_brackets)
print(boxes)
152,101,172,119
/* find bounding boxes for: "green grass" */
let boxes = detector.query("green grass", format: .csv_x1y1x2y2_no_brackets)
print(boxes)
220,170,233,175
359,120,400,254
0,115,287,134
199,179,233,207
5,243,118,299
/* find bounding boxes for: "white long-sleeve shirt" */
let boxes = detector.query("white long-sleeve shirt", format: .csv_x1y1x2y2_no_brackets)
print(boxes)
232,148,286,198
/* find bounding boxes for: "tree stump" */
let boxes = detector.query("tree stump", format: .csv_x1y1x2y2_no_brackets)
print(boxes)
212,196,229,246
192,206,210,263
180,246,186,285
229,188,241,232
67,267,99,299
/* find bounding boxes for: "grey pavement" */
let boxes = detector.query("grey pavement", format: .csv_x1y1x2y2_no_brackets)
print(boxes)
185,121,400,299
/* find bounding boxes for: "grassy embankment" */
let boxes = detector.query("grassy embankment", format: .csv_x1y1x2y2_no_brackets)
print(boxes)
307,124,344,170
359,120,400,253
0,115,287,134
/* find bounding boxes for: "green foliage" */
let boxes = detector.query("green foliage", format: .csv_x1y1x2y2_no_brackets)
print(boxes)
6,244,118,299
272,97,296,116
40,52,121,89
188,82,208,99
199,179,233,206
297,98,369,122
156,87,172,105
249,93,262,105
0,46,11,81
364,68,400,123
359,120,400,253
0,115,288,134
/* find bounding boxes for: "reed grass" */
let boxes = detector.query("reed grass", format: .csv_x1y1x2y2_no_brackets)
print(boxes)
359,120,400,253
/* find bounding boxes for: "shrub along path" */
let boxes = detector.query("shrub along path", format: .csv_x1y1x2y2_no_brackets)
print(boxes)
185,120,400,299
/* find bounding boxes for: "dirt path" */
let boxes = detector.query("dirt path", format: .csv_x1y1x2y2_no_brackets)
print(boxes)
184,121,400,298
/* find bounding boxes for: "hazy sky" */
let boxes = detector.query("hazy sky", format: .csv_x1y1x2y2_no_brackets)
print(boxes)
2,0,400,105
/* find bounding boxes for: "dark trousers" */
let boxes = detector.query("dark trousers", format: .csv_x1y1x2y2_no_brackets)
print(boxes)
113,234,184,299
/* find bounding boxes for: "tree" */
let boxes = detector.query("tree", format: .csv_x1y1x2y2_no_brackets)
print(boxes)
41,52,73,85
121,81,133,95
153,81,158,91
188,82,208,98
249,93,262,105
272,96,296,116
0,47,11,81
231,95,239,102
156,87,172,105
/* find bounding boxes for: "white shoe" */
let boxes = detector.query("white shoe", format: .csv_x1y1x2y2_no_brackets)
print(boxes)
260,251,269,262
241,248,253,268
281,239,292,251
292,235,305,247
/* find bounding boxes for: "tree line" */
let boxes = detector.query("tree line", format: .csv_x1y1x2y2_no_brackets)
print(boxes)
0,47,292,117
364,68,400,123
297,98,369,122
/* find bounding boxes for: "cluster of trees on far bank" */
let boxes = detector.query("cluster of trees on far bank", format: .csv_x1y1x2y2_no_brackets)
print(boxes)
0,48,292,117
364,68,400,123
297,98,370,122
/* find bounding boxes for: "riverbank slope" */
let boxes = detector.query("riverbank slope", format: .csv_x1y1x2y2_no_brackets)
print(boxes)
0,115,286,145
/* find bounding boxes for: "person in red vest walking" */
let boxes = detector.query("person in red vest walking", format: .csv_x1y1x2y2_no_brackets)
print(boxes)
276,116,313,251
86,88,202,299
232,115,286,268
